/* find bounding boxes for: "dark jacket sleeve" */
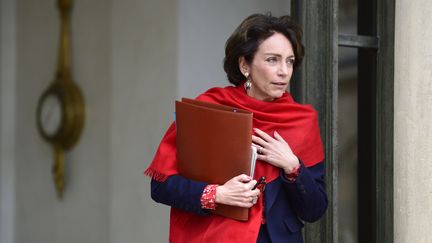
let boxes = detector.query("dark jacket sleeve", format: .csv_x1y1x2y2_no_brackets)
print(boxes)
151,175,209,216
280,161,328,222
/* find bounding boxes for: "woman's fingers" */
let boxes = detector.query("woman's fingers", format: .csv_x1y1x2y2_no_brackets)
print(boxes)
233,174,252,183
252,135,266,147
273,131,287,144
252,196,258,204
252,129,299,171
215,174,261,208
253,128,274,142
253,129,282,153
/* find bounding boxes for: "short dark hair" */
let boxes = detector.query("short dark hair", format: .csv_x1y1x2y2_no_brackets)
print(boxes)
223,13,305,86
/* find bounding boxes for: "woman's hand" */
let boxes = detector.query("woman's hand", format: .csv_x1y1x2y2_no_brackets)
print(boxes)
252,128,300,174
215,174,261,208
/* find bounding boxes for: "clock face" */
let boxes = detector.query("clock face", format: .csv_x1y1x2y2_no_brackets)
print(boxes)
38,93,63,137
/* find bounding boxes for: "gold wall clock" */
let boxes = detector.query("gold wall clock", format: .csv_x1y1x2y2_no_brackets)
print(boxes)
36,0,85,199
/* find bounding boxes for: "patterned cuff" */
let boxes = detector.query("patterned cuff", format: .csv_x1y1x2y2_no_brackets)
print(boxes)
201,184,218,210
285,163,301,182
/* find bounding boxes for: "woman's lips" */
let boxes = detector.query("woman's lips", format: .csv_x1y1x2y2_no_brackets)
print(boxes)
272,82,287,86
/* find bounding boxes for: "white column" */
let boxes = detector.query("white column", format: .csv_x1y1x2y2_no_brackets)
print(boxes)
394,1,432,242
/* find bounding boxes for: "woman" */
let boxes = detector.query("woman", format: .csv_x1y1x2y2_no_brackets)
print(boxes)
145,13,327,243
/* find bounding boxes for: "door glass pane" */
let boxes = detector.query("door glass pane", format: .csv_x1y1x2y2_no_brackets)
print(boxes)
338,0,358,243
338,46,358,243
339,0,357,34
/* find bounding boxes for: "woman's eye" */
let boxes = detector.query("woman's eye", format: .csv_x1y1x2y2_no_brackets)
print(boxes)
287,58,295,65
266,57,277,63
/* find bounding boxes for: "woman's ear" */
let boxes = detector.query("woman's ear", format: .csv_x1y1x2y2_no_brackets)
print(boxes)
238,57,249,75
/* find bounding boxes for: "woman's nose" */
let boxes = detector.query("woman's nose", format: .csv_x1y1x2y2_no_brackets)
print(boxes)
278,63,289,76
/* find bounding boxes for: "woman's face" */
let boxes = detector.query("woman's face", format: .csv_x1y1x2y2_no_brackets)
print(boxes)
240,32,295,101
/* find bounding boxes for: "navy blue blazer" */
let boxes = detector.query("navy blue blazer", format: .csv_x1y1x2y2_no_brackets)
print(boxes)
151,162,327,243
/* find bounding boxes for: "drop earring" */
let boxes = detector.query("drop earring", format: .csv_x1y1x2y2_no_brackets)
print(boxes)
244,72,252,90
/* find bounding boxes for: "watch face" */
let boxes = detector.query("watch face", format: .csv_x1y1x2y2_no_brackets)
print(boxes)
39,93,63,137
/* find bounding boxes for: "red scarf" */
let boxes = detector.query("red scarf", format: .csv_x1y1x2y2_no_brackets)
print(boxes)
145,84,324,242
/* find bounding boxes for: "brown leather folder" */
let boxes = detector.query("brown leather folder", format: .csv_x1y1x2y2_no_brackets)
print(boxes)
175,98,253,221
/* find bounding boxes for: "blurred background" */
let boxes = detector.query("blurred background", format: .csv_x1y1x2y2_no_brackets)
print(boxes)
1,0,431,243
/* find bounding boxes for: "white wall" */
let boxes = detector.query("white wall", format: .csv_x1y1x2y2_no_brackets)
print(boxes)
0,0,16,242
394,0,432,242
109,0,177,242
13,0,111,242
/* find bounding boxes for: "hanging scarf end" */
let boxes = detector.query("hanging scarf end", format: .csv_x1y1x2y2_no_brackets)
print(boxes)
144,168,169,182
